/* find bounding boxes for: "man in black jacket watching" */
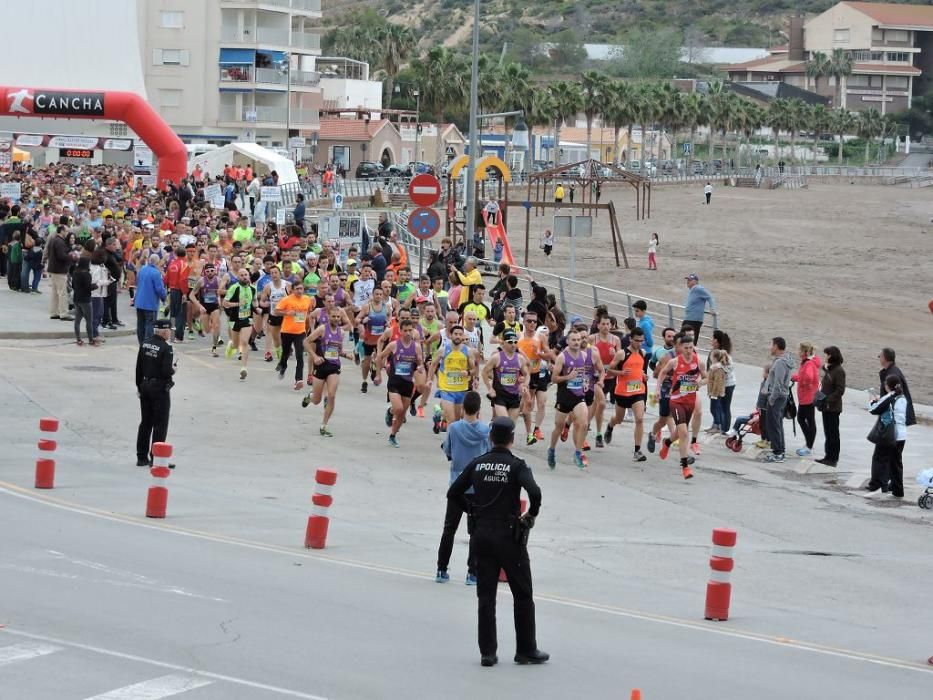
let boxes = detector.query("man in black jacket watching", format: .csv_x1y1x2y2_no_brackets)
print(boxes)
102,236,124,328
878,348,915,426
447,416,549,668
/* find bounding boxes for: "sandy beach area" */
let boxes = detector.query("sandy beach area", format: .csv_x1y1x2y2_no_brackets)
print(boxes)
501,180,933,403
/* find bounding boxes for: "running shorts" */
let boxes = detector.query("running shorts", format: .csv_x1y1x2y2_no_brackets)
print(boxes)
491,390,521,411
313,362,341,381
670,399,696,426
267,315,283,327
232,318,252,332
388,375,415,398
616,393,648,410
435,389,467,405
530,370,550,393
602,377,617,405
555,386,585,414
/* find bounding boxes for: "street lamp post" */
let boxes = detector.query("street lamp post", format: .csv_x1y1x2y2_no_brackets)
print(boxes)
464,0,481,243
413,88,421,166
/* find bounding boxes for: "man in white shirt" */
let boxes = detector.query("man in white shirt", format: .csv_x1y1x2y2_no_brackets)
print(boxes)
704,182,712,205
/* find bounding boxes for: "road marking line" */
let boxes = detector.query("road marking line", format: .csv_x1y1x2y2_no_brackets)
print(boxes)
2,482,932,675
82,673,213,699
0,641,62,666
2,630,329,700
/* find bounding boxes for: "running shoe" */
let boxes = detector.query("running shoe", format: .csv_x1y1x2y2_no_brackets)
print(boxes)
682,465,694,480
417,405,425,418
435,570,450,583
361,381,368,394
533,427,544,441
264,351,273,363
633,450,647,462
526,434,538,446
193,319,202,332
354,351,361,366
647,432,656,453
574,451,588,470
755,439,770,450
249,340,259,352
465,574,477,586
388,435,400,448
319,425,333,437
687,456,696,465
659,440,670,460
604,424,614,444
582,440,591,452
293,381,303,391
187,329,194,339
560,424,569,442
409,401,417,417
690,442,701,456
225,341,235,359
440,420,448,432
211,345,219,358
239,368,248,381
796,447,812,457
277,366,286,380
595,434,604,448
764,452,785,463
432,406,442,434
275,347,282,361
546,448,556,469
385,407,394,427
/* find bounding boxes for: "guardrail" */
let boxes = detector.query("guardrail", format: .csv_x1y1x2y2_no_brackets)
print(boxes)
646,165,933,183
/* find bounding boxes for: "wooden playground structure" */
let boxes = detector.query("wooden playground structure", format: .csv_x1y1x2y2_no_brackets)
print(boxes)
444,156,652,269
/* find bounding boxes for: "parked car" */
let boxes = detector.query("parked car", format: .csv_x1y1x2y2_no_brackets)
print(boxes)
711,159,724,172
691,160,706,175
660,160,675,172
627,160,641,171
408,161,435,176
355,161,384,179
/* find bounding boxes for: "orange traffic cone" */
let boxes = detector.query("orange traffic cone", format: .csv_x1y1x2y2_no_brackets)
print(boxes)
630,691,642,700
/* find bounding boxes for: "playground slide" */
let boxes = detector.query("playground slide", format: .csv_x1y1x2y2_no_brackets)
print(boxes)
482,211,515,267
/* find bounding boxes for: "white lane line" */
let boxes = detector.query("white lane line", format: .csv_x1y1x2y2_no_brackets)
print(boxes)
2,484,932,675
2,629,329,700
82,673,213,699
0,641,62,666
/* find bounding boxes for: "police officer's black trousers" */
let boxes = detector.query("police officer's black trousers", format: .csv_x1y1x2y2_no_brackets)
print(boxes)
472,522,536,656
136,384,170,462
436,499,475,575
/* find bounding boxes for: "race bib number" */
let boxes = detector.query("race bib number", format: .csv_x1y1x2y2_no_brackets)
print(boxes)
627,380,644,393
567,377,583,391
238,305,251,319
500,373,517,386
395,361,412,377
448,370,468,388
371,324,384,335
203,291,217,304
680,383,698,394
295,312,306,323
324,347,339,361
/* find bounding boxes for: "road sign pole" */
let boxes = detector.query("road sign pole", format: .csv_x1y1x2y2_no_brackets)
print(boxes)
419,240,424,277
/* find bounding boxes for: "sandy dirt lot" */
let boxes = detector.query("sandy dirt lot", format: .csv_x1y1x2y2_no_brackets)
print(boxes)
501,180,933,403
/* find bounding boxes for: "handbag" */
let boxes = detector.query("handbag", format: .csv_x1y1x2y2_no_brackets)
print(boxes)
813,390,827,412
867,406,897,446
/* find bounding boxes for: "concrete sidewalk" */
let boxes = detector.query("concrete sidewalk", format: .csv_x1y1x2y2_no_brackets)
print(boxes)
0,280,136,340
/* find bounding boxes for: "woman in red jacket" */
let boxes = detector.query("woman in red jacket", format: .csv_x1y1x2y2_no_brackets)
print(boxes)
791,341,821,456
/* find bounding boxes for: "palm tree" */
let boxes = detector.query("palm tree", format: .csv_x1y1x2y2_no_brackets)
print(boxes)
476,55,503,116
768,98,791,162
807,104,831,164
664,90,688,165
806,51,831,94
705,80,728,163
829,109,856,164
785,98,807,163
527,86,558,165
736,102,764,167
681,92,706,169
580,70,611,161
412,47,468,121
828,48,854,109
603,80,635,165
857,108,883,163
549,80,582,166
376,24,414,106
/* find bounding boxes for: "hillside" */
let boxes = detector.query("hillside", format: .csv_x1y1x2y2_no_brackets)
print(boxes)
323,0,927,53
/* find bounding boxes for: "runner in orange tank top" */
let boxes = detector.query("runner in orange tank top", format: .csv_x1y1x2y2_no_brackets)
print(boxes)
604,328,649,461
590,317,620,448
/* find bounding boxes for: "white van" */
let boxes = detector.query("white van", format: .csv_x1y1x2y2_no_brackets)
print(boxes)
185,143,219,160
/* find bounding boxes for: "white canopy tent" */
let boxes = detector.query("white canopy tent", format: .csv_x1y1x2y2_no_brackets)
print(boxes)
189,143,298,184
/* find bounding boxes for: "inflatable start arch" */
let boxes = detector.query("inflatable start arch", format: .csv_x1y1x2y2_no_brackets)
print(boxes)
0,86,187,189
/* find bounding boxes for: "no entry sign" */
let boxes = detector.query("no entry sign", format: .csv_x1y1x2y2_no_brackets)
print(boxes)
409,174,441,207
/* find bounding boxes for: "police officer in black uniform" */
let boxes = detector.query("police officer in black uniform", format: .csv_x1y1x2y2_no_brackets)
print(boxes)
135,318,175,467
447,416,548,668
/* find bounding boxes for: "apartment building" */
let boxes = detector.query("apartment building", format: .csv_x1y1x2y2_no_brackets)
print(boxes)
727,2,933,114
144,0,324,147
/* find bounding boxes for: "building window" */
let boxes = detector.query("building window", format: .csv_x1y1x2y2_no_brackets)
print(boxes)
833,28,850,44
152,49,190,66
869,75,882,88
160,11,184,28
887,76,909,90
159,89,182,107
848,75,869,87
871,52,883,61
886,52,909,63
885,29,908,43
109,123,128,137
851,50,870,61
872,28,883,42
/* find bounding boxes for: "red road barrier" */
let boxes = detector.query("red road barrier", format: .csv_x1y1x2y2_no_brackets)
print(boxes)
146,442,173,518
631,690,642,700
499,498,528,582
305,468,338,549
705,528,737,621
35,417,59,489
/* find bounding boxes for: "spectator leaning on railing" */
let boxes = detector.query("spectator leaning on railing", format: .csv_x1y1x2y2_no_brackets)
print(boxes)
682,273,716,340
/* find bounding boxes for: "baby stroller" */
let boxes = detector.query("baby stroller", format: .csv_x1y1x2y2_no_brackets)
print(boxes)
916,468,933,509
724,410,761,453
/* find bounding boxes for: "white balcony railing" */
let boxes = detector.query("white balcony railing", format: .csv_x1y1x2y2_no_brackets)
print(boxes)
292,0,321,13
292,32,321,51
219,65,253,82
219,65,319,87
255,27,289,45
220,0,320,10
291,70,320,87
254,67,288,84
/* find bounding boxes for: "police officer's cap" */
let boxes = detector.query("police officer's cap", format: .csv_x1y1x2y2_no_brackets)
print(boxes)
489,416,515,444
153,319,172,330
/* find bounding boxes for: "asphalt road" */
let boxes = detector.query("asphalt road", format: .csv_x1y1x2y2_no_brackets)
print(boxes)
1,321,932,698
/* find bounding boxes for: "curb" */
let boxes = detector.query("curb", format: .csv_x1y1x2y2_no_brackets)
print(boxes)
0,330,136,340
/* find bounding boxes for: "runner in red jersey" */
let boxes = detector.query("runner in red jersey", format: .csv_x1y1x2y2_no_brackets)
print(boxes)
656,332,707,479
